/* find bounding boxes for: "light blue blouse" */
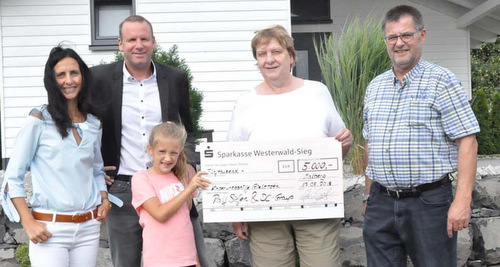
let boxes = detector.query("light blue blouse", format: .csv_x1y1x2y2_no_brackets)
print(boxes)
1,105,121,222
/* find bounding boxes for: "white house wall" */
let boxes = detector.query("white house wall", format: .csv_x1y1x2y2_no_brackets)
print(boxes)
0,3,4,163
293,0,471,96
0,0,290,158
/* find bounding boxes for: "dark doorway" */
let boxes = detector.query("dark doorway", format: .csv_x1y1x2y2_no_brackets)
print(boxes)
292,32,331,83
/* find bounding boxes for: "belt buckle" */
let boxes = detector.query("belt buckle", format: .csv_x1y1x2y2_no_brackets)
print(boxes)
71,212,89,223
386,188,400,198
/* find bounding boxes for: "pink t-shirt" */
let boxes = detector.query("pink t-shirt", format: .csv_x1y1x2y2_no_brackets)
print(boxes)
131,170,196,267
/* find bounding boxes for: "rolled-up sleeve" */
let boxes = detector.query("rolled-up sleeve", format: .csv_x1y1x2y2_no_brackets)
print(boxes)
1,116,42,222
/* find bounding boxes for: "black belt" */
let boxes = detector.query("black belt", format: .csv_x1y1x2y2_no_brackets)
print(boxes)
115,175,132,182
378,173,453,198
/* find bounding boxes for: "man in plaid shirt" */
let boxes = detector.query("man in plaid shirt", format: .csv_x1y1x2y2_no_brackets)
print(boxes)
362,5,479,267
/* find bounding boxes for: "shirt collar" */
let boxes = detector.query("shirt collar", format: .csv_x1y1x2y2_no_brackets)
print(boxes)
122,61,157,82
391,58,426,87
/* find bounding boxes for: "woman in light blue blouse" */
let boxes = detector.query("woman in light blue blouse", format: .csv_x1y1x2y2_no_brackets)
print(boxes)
0,46,120,266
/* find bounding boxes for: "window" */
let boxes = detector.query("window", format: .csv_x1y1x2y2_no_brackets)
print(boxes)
291,0,331,24
90,0,134,50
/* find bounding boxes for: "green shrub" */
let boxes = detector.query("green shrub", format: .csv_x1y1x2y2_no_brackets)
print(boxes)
473,88,495,154
114,45,204,138
15,243,31,267
491,91,500,154
314,16,392,174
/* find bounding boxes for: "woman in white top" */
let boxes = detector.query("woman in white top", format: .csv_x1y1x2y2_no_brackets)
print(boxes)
1,46,118,267
227,25,353,267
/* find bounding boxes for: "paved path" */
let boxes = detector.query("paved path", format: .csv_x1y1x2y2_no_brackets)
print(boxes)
477,156,500,167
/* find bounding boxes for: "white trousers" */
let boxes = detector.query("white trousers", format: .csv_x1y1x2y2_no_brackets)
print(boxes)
29,218,101,267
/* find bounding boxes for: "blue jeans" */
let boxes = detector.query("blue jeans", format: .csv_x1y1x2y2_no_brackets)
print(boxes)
363,181,457,267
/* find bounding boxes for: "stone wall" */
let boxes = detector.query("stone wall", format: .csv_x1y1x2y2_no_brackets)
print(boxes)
1,159,499,266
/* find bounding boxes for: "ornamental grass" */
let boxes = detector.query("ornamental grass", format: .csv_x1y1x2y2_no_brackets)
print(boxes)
314,16,391,174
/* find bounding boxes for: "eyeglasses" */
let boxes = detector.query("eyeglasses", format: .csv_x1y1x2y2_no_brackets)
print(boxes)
384,30,421,44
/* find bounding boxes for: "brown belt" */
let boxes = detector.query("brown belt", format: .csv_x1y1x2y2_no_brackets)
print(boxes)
32,209,98,223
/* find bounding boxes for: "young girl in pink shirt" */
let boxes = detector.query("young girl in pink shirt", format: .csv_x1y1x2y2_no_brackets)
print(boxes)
131,121,210,267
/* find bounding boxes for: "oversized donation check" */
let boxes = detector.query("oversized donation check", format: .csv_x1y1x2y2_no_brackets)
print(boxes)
199,138,343,223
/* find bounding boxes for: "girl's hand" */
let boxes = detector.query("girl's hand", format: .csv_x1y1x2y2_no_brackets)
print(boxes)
23,219,52,244
188,171,211,190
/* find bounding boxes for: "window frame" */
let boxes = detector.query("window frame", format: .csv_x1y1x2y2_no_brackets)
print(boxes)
89,0,135,51
291,0,332,25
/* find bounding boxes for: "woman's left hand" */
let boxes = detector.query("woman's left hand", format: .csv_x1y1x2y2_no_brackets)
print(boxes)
96,198,112,221
335,128,353,158
335,128,353,146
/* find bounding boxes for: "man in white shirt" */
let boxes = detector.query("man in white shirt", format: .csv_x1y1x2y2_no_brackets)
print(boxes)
90,15,208,267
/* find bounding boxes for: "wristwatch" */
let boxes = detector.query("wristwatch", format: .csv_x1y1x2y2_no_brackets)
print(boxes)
362,194,370,202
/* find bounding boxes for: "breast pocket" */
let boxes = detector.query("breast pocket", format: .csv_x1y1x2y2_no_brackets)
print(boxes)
408,98,432,128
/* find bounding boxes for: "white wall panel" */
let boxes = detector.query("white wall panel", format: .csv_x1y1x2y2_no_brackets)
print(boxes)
0,0,291,158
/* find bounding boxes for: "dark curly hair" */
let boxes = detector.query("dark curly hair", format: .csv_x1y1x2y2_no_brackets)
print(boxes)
43,46,97,137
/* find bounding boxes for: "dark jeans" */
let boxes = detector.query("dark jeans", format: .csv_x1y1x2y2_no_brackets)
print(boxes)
363,181,457,267
107,180,143,267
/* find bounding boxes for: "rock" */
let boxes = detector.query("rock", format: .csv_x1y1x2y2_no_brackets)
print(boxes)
473,176,500,210
225,237,252,267
479,208,494,217
12,228,28,245
343,174,364,192
339,226,366,267
342,185,364,225
0,219,5,245
474,217,500,265
467,259,482,267
203,222,234,239
476,166,500,177
0,261,17,267
205,238,225,267
2,232,15,245
0,249,15,261
457,226,473,267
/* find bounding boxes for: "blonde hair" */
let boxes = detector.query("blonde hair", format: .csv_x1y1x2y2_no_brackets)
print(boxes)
149,121,188,188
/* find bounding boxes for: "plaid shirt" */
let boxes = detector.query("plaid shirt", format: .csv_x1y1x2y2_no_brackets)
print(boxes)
363,59,479,188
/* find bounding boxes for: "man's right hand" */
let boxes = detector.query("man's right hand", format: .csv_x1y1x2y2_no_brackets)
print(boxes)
232,222,249,240
103,166,117,185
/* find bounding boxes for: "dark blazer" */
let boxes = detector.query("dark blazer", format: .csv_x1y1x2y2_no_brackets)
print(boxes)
90,61,195,176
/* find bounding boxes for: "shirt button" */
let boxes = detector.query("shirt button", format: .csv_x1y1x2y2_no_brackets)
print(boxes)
142,116,144,119
140,84,143,86
141,100,144,103
143,133,146,136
